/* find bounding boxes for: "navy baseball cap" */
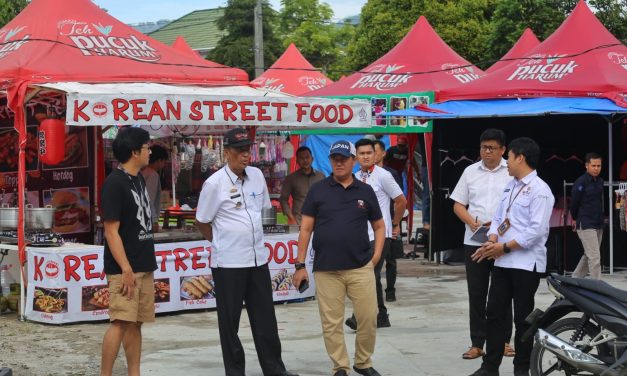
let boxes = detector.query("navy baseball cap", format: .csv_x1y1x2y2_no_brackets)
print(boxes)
328,140,356,157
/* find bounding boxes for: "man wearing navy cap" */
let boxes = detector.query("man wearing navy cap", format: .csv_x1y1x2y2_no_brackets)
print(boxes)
196,127,297,376
293,140,386,376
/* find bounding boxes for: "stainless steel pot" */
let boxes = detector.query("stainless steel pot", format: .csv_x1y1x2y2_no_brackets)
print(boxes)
25,205,55,230
262,207,277,226
0,205,18,229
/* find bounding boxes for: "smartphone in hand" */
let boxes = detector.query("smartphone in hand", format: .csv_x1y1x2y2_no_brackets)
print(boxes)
298,279,309,293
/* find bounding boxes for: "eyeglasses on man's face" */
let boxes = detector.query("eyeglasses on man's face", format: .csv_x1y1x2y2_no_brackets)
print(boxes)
480,145,501,152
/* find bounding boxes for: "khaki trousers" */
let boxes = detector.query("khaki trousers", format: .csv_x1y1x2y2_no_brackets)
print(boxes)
573,228,603,279
314,262,377,373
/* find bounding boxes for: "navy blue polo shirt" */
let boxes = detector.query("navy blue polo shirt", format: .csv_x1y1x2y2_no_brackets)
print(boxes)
301,175,383,272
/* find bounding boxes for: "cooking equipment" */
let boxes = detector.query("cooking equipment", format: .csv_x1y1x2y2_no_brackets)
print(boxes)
0,229,64,246
0,206,18,229
262,207,277,226
25,205,55,230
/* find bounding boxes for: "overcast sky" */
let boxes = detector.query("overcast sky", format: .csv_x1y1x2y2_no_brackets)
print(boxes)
94,0,367,24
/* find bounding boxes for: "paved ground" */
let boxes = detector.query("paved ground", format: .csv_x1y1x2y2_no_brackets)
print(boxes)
3,256,627,376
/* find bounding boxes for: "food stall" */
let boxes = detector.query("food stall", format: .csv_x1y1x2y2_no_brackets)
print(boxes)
0,0,371,323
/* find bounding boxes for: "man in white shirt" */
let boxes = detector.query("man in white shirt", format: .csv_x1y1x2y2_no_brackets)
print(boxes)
196,128,297,376
469,137,555,376
450,129,514,360
141,144,168,232
345,138,406,330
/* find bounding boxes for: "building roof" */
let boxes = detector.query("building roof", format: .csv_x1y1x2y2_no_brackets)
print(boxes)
148,8,226,52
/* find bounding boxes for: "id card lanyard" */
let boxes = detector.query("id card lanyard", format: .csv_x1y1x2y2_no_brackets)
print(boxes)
497,180,528,236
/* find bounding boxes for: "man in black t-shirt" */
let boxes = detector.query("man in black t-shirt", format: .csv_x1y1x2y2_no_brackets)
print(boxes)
293,140,385,376
100,127,157,376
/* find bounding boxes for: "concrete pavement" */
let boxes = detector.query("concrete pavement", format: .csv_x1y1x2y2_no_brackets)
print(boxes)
3,259,627,376
138,261,627,376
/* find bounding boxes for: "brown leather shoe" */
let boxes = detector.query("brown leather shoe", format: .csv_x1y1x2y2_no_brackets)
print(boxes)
462,347,485,359
504,343,516,357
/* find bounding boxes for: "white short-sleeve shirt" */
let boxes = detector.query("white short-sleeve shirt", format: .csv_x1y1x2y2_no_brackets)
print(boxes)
196,165,272,268
450,159,512,246
358,165,404,240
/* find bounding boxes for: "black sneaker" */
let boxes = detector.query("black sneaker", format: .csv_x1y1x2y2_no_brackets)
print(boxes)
377,313,391,328
333,370,348,376
385,291,396,302
345,315,357,331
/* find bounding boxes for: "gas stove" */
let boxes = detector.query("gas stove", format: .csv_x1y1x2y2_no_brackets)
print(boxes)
0,230,64,247
262,225,287,234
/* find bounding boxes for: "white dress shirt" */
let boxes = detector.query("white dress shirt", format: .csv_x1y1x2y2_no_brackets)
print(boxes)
488,170,555,272
196,165,272,268
450,159,512,246
359,165,404,240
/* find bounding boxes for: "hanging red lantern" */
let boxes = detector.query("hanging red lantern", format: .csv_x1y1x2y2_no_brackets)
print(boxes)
39,118,66,165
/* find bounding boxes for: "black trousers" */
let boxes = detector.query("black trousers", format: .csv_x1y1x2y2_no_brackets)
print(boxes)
212,264,286,376
464,245,513,348
374,238,391,315
384,238,397,294
482,266,540,373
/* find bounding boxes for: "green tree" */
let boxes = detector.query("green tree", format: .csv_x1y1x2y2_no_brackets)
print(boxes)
589,0,627,42
208,0,283,79
487,0,566,67
276,0,355,80
0,0,28,27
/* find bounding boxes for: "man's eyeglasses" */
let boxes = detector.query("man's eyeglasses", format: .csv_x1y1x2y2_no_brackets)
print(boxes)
480,145,500,152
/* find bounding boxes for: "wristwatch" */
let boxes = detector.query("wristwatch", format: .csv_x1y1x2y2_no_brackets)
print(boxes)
295,262,306,270
393,223,400,227
502,243,511,254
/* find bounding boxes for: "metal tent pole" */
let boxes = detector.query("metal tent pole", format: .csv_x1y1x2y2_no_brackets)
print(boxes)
608,119,614,274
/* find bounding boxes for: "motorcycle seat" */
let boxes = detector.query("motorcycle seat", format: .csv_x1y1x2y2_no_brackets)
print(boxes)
551,273,627,303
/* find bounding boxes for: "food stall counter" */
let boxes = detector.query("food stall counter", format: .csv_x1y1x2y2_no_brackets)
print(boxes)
19,232,311,324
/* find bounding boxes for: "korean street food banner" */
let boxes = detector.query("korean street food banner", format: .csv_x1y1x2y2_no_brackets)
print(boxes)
66,94,372,128
25,235,315,324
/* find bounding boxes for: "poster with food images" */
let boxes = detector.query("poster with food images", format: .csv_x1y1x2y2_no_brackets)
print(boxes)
43,187,91,234
0,127,39,172
24,235,315,324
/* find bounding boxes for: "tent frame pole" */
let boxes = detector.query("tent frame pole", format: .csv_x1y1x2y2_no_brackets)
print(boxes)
608,119,614,274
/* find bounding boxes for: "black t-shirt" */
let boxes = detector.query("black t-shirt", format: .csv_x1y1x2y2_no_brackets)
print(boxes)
101,169,157,274
301,176,383,272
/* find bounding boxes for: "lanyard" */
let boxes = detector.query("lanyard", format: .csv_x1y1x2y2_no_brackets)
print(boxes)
118,166,145,199
505,180,530,216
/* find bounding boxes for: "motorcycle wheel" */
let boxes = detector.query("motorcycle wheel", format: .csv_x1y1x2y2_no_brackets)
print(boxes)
530,317,605,376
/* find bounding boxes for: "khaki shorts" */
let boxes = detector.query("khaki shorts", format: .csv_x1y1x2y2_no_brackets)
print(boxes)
107,272,155,323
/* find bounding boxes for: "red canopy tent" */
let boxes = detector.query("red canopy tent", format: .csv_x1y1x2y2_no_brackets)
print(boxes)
171,36,204,60
308,16,485,97
251,43,332,96
308,16,487,236
0,0,251,272
438,0,627,106
485,28,541,73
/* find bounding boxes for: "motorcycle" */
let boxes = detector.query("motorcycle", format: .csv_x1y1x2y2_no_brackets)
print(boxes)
525,273,627,375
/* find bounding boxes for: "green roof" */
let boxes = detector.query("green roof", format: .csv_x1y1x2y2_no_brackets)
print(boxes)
148,8,226,51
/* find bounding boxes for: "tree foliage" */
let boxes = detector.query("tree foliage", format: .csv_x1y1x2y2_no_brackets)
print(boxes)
0,0,27,28
276,0,355,81
208,0,283,79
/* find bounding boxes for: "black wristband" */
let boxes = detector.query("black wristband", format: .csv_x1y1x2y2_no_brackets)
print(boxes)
295,262,306,270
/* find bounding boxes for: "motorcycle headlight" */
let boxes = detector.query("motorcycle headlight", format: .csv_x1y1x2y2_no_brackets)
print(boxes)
547,280,565,299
